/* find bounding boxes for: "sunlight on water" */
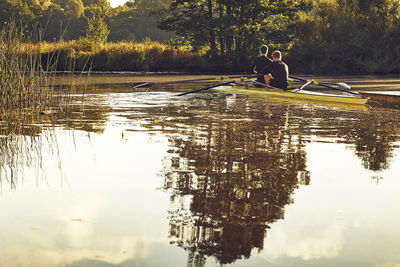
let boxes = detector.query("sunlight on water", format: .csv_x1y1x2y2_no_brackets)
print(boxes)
0,76,400,266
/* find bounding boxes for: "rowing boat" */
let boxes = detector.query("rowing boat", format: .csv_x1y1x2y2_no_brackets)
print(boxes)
133,74,370,106
214,85,369,105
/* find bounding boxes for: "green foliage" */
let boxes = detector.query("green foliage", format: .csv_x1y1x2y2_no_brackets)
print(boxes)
0,0,173,43
79,15,110,48
166,38,192,51
108,0,174,42
2,0,400,74
54,0,85,19
290,0,400,74
82,0,112,19
158,0,311,70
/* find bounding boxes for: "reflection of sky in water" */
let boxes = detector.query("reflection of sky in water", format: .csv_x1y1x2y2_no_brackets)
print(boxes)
0,89,400,266
0,127,186,266
260,143,400,266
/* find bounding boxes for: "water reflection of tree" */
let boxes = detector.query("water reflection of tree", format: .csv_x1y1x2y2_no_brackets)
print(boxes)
161,104,310,265
283,107,400,172
150,97,400,265
336,110,400,171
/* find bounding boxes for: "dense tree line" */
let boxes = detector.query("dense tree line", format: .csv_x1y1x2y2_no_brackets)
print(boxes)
1,0,399,73
158,0,312,69
157,0,400,73
0,0,173,42
289,0,400,74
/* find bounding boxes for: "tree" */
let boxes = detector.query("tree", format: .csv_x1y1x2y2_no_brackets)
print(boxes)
40,0,87,41
82,0,113,20
158,0,311,70
0,0,41,25
290,0,400,73
54,0,85,19
79,15,110,47
108,0,174,42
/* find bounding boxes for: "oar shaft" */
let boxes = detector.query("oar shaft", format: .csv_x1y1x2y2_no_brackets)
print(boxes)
170,75,254,85
289,75,359,95
177,81,234,96
133,75,256,88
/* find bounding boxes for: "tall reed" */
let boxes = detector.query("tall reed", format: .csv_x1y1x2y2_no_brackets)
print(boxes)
0,22,85,115
1,23,46,112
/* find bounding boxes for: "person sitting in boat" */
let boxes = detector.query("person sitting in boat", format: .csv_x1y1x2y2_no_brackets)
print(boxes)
252,45,272,84
263,50,289,90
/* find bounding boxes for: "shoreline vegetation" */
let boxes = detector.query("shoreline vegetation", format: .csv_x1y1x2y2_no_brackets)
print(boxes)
0,24,55,114
26,40,208,73
0,22,89,137
1,0,399,75
20,39,400,75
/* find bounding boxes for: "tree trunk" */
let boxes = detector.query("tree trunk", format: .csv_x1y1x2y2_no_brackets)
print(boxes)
207,0,217,58
218,1,225,56
225,2,233,58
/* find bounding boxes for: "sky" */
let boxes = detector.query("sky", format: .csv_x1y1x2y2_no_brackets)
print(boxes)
108,0,128,8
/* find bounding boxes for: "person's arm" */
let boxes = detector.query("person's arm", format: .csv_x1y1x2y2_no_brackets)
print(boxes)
252,59,258,74
285,64,289,79
264,74,272,85
262,61,273,84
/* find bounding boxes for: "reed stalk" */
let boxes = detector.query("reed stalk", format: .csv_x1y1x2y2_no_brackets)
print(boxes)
0,22,87,116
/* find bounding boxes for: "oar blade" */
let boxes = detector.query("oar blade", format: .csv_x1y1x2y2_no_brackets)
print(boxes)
289,75,359,96
335,82,351,90
133,82,154,88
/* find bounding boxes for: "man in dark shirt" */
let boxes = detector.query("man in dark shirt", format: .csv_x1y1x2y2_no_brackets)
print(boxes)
263,50,289,90
252,45,272,84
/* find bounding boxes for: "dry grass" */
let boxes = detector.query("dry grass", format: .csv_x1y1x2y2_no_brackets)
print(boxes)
0,22,91,138
18,40,204,72
0,23,64,113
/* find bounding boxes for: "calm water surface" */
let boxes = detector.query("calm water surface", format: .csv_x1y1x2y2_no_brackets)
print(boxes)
1,76,400,266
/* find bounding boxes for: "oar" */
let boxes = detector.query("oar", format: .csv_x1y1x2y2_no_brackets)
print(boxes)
177,80,235,96
323,82,352,90
133,75,256,88
289,75,358,95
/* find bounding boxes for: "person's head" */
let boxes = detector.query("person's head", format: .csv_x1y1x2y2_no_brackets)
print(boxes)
272,50,282,61
259,45,268,56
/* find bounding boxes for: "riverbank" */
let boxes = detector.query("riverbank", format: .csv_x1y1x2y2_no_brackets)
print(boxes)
24,41,209,73
20,41,400,75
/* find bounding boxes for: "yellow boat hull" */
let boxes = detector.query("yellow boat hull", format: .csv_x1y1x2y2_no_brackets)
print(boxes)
215,85,369,105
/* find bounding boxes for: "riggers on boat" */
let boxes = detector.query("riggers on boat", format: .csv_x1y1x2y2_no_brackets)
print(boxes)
133,74,370,105
214,84,369,105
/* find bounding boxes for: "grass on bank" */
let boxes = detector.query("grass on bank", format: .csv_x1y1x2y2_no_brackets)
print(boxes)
21,40,207,72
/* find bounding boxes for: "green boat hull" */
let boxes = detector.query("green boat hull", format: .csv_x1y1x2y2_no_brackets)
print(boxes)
215,85,369,105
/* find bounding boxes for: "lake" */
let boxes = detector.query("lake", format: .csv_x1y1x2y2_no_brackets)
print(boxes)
1,74,400,267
